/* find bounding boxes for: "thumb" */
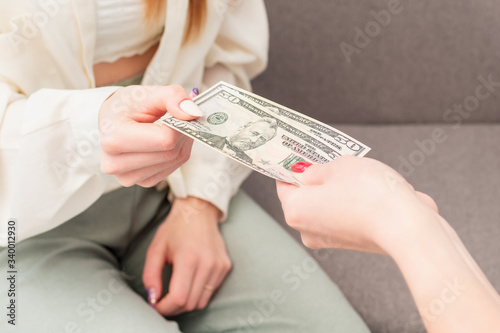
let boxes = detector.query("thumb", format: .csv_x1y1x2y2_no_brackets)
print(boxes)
162,85,204,120
138,85,204,121
291,162,330,186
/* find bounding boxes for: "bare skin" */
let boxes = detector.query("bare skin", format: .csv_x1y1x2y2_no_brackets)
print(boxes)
94,43,159,87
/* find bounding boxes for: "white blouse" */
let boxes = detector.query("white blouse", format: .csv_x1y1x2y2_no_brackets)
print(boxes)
94,0,165,64
0,0,268,246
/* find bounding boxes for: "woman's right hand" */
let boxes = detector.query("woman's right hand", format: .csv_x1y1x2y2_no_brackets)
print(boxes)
276,156,440,255
98,85,203,188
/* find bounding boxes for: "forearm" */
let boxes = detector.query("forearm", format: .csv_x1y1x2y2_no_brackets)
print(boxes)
388,213,500,332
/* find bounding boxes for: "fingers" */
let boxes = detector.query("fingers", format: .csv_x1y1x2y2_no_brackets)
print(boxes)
154,253,231,316
100,84,201,154
142,240,167,307
155,254,196,315
276,180,301,203
102,122,187,154
277,161,332,224
291,162,331,186
137,140,193,188
141,195,232,316
117,161,178,188
142,84,203,120
276,180,308,229
107,139,193,187
276,180,316,230
136,161,186,188
110,84,203,121
185,264,214,311
100,138,189,174
196,257,231,310
98,84,203,187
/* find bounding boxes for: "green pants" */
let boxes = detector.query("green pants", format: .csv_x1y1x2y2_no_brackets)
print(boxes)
1,186,369,332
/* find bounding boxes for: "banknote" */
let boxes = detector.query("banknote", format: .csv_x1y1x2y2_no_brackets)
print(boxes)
202,81,371,158
156,82,370,185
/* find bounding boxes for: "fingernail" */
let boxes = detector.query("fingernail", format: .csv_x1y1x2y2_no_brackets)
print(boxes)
146,287,157,306
291,161,313,173
179,99,204,117
189,87,199,98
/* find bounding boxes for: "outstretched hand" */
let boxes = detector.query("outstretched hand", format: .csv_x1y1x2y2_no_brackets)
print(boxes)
276,156,438,254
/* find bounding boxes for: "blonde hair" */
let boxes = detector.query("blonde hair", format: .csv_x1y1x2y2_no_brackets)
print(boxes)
143,0,207,44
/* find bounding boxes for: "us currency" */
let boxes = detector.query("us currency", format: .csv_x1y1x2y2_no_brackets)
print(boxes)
203,81,371,158
156,82,370,185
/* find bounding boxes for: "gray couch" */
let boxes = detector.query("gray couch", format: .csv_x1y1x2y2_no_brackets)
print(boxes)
241,1,500,332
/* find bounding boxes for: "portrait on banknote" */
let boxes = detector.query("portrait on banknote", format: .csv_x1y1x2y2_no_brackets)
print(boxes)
197,118,278,164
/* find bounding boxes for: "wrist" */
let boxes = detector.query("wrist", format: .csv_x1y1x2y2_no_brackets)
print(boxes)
98,87,122,129
376,201,445,259
173,196,221,223
384,211,459,274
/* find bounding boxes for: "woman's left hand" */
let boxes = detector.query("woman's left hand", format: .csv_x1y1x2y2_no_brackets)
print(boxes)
142,196,232,316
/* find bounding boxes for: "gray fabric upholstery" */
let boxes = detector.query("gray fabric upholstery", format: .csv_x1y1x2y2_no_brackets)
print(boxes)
242,1,500,332
252,0,500,124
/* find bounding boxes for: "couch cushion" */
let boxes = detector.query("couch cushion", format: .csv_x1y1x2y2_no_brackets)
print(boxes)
254,0,500,124
241,123,500,333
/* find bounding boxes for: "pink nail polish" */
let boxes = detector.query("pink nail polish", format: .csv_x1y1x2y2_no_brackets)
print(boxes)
291,161,313,173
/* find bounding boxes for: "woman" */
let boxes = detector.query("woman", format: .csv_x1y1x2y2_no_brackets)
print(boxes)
277,157,500,332
0,1,369,332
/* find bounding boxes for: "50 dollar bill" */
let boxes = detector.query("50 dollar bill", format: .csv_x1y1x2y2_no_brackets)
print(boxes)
157,82,370,185
203,81,370,158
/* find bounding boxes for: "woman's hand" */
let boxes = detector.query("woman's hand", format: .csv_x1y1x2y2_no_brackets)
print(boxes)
276,156,439,255
99,85,204,188
279,159,500,333
142,196,232,316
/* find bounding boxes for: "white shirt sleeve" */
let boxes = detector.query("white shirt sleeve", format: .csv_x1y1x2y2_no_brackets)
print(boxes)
0,82,119,246
165,0,269,220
